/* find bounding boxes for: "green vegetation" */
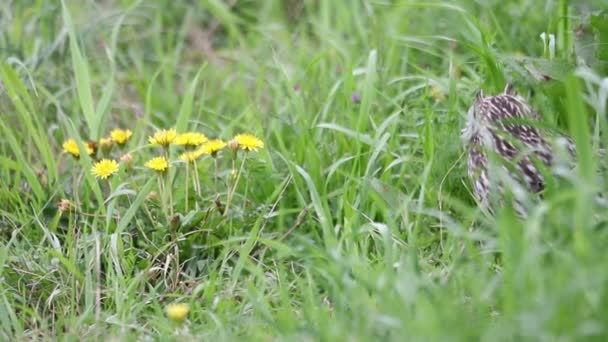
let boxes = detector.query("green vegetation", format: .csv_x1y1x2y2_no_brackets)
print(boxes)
1,0,608,340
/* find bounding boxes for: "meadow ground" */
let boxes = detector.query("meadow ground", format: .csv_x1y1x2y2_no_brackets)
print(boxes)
1,0,608,340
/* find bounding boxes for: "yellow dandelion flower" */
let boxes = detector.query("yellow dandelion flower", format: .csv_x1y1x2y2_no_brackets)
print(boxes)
62,139,80,157
179,150,203,163
145,156,170,172
62,139,94,158
233,133,264,152
110,129,133,145
91,159,119,179
166,303,190,322
149,129,177,146
200,139,227,155
99,137,113,148
175,132,208,147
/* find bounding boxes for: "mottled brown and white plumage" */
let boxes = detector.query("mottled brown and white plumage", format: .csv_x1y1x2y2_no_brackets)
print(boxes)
461,84,575,213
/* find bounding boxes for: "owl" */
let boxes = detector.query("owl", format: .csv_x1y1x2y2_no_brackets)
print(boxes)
461,84,575,214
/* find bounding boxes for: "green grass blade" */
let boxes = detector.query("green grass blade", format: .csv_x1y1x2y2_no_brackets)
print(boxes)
62,0,99,139
0,62,58,184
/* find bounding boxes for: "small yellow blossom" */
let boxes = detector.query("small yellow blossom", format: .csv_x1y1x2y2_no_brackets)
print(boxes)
62,139,94,158
179,150,203,163
149,129,177,146
99,137,113,148
110,129,133,145
145,156,170,172
166,303,190,322
200,139,227,155
233,133,264,152
62,139,80,156
175,132,208,147
91,159,119,179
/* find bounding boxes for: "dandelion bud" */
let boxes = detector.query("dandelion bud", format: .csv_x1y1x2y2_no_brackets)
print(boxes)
35,168,48,187
147,191,158,201
227,139,239,151
86,141,98,156
120,153,134,170
169,213,182,231
121,153,132,162
58,199,72,214
99,137,113,154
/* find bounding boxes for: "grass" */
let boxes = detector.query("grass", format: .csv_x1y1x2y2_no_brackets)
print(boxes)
1,0,608,340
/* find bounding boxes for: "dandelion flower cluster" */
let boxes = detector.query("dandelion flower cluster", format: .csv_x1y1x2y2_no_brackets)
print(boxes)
62,139,94,158
91,159,119,179
110,129,133,145
175,132,208,147
145,156,170,172
233,133,264,152
149,129,177,146
166,303,190,322
62,129,264,195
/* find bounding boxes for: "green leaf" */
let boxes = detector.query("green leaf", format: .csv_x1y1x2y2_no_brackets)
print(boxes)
115,178,155,235
180,210,207,231
175,64,206,132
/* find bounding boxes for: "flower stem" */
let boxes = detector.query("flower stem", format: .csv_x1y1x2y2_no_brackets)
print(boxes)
173,233,180,290
214,157,219,194
193,160,201,197
166,169,174,217
185,162,189,213
225,152,247,216
158,175,167,220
